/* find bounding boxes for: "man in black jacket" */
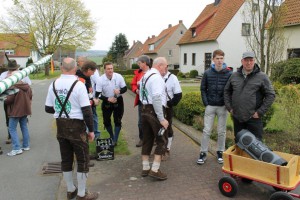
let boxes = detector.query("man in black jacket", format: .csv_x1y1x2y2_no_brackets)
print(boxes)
197,49,232,165
224,52,275,142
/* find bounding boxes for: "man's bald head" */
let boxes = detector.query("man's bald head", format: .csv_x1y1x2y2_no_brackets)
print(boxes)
62,57,76,72
77,56,87,68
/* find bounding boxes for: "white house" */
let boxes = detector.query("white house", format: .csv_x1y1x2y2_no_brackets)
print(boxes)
178,0,249,74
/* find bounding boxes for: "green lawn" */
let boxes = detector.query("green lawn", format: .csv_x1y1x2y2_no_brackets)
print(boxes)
89,104,130,156
181,85,199,94
29,70,61,80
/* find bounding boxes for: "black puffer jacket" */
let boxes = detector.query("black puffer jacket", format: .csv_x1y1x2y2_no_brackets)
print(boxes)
201,67,232,106
224,64,275,122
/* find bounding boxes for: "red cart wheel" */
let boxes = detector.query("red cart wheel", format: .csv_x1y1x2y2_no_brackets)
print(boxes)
270,191,293,200
218,176,238,197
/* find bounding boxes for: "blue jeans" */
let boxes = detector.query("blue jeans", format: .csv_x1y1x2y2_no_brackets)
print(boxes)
9,116,30,150
92,106,100,138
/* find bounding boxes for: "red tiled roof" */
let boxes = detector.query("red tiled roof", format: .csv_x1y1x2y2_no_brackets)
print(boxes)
136,23,181,56
0,33,32,56
178,0,244,45
281,0,300,26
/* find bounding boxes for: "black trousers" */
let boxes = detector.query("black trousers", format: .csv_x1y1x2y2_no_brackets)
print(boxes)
102,96,124,128
165,107,174,138
56,118,89,173
233,116,263,142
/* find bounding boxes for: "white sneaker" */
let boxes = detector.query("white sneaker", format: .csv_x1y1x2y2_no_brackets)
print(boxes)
7,149,23,156
22,147,30,151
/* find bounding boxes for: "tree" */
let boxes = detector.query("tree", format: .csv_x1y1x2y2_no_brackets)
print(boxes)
106,33,129,68
242,0,286,74
0,0,96,56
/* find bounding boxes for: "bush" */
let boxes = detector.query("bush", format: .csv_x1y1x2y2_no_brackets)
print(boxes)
262,104,275,128
271,58,300,84
169,69,179,76
114,69,136,75
189,70,199,78
177,71,185,78
173,92,205,125
131,63,139,69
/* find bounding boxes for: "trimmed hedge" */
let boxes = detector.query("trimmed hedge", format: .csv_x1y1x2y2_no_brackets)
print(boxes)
271,58,300,84
114,69,136,75
173,92,205,125
189,70,198,78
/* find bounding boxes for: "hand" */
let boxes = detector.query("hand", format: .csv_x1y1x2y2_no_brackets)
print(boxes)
114,89,120,95
108,97,117,103
252,112,259,118
93,98,99,106
160,119,169,130
87,132,95,142
136,89,139,94
88,87,93,93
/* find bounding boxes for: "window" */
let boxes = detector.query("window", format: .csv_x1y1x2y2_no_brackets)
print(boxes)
192,29,196,38
205,53,212,70
183,53,187,65
149,44,154,51
0,49,15,55
252,3,258,12
168,50,172,57
242,23,251,36
180,30,184,34
192,53,196,66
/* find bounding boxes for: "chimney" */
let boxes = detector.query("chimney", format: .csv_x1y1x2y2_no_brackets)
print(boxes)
168,24,172,28
148,36,150,39
133,40,135,45
152,35,155,38
179,20,183,24
214,0,221,6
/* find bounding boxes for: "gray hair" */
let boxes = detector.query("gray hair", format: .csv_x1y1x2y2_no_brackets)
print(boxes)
153,57,167,66
62,58,76,72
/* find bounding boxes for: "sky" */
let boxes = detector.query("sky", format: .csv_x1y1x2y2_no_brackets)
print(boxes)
1,0,215,51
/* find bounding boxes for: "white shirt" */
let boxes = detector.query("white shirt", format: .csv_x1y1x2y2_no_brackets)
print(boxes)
45,74,90,119
163,71,182,100
139,68,166,106
0,71,32,85
96,72,126,98
90,69,100,96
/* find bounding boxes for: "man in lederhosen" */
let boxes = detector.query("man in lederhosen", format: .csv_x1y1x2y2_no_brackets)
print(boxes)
45,58,99,200
139,57,169,180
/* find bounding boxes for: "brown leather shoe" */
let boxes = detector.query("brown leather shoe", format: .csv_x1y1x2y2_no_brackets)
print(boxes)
148,169,167,180
141,169,150,177
136,140,143,147
88,162,95,167
67,187,77,200
5,139,11,144
76,191,99,200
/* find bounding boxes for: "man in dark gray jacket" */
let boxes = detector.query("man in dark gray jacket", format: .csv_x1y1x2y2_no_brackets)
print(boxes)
224,52,275,141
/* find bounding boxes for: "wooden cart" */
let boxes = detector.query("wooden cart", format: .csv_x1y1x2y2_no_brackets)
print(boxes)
218,145,300,200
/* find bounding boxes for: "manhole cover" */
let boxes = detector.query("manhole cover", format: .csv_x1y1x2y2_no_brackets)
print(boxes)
41,162,62,175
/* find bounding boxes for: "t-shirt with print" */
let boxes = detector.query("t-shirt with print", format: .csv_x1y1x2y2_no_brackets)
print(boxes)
139,68,166,107
45,74,90,119
96,73,126,98
163,71,182,100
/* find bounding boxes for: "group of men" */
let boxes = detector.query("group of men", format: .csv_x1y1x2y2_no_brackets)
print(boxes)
45,57,127,200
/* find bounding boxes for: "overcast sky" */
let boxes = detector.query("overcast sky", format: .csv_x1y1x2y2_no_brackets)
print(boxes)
1,0,215,51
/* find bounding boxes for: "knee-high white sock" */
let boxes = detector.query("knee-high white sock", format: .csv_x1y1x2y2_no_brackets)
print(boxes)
167,137,173,150
63,171,76,192
77,172,88,197
142,160,150,170
151,161,160,173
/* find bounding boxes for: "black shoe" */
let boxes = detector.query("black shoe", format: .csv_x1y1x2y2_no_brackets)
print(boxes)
67,186,77,200
0,147,3,155
136,140,143,147
141,169,150,177
196,152,207,165
217,151,224,164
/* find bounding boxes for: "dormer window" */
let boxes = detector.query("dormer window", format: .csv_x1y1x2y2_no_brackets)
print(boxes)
192,29,196,38
149,44,154,51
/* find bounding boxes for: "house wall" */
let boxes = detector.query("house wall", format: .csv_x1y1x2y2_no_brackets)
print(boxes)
179,41,218,74
157,24,187,69
217,4,248,70
283,25,300,59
